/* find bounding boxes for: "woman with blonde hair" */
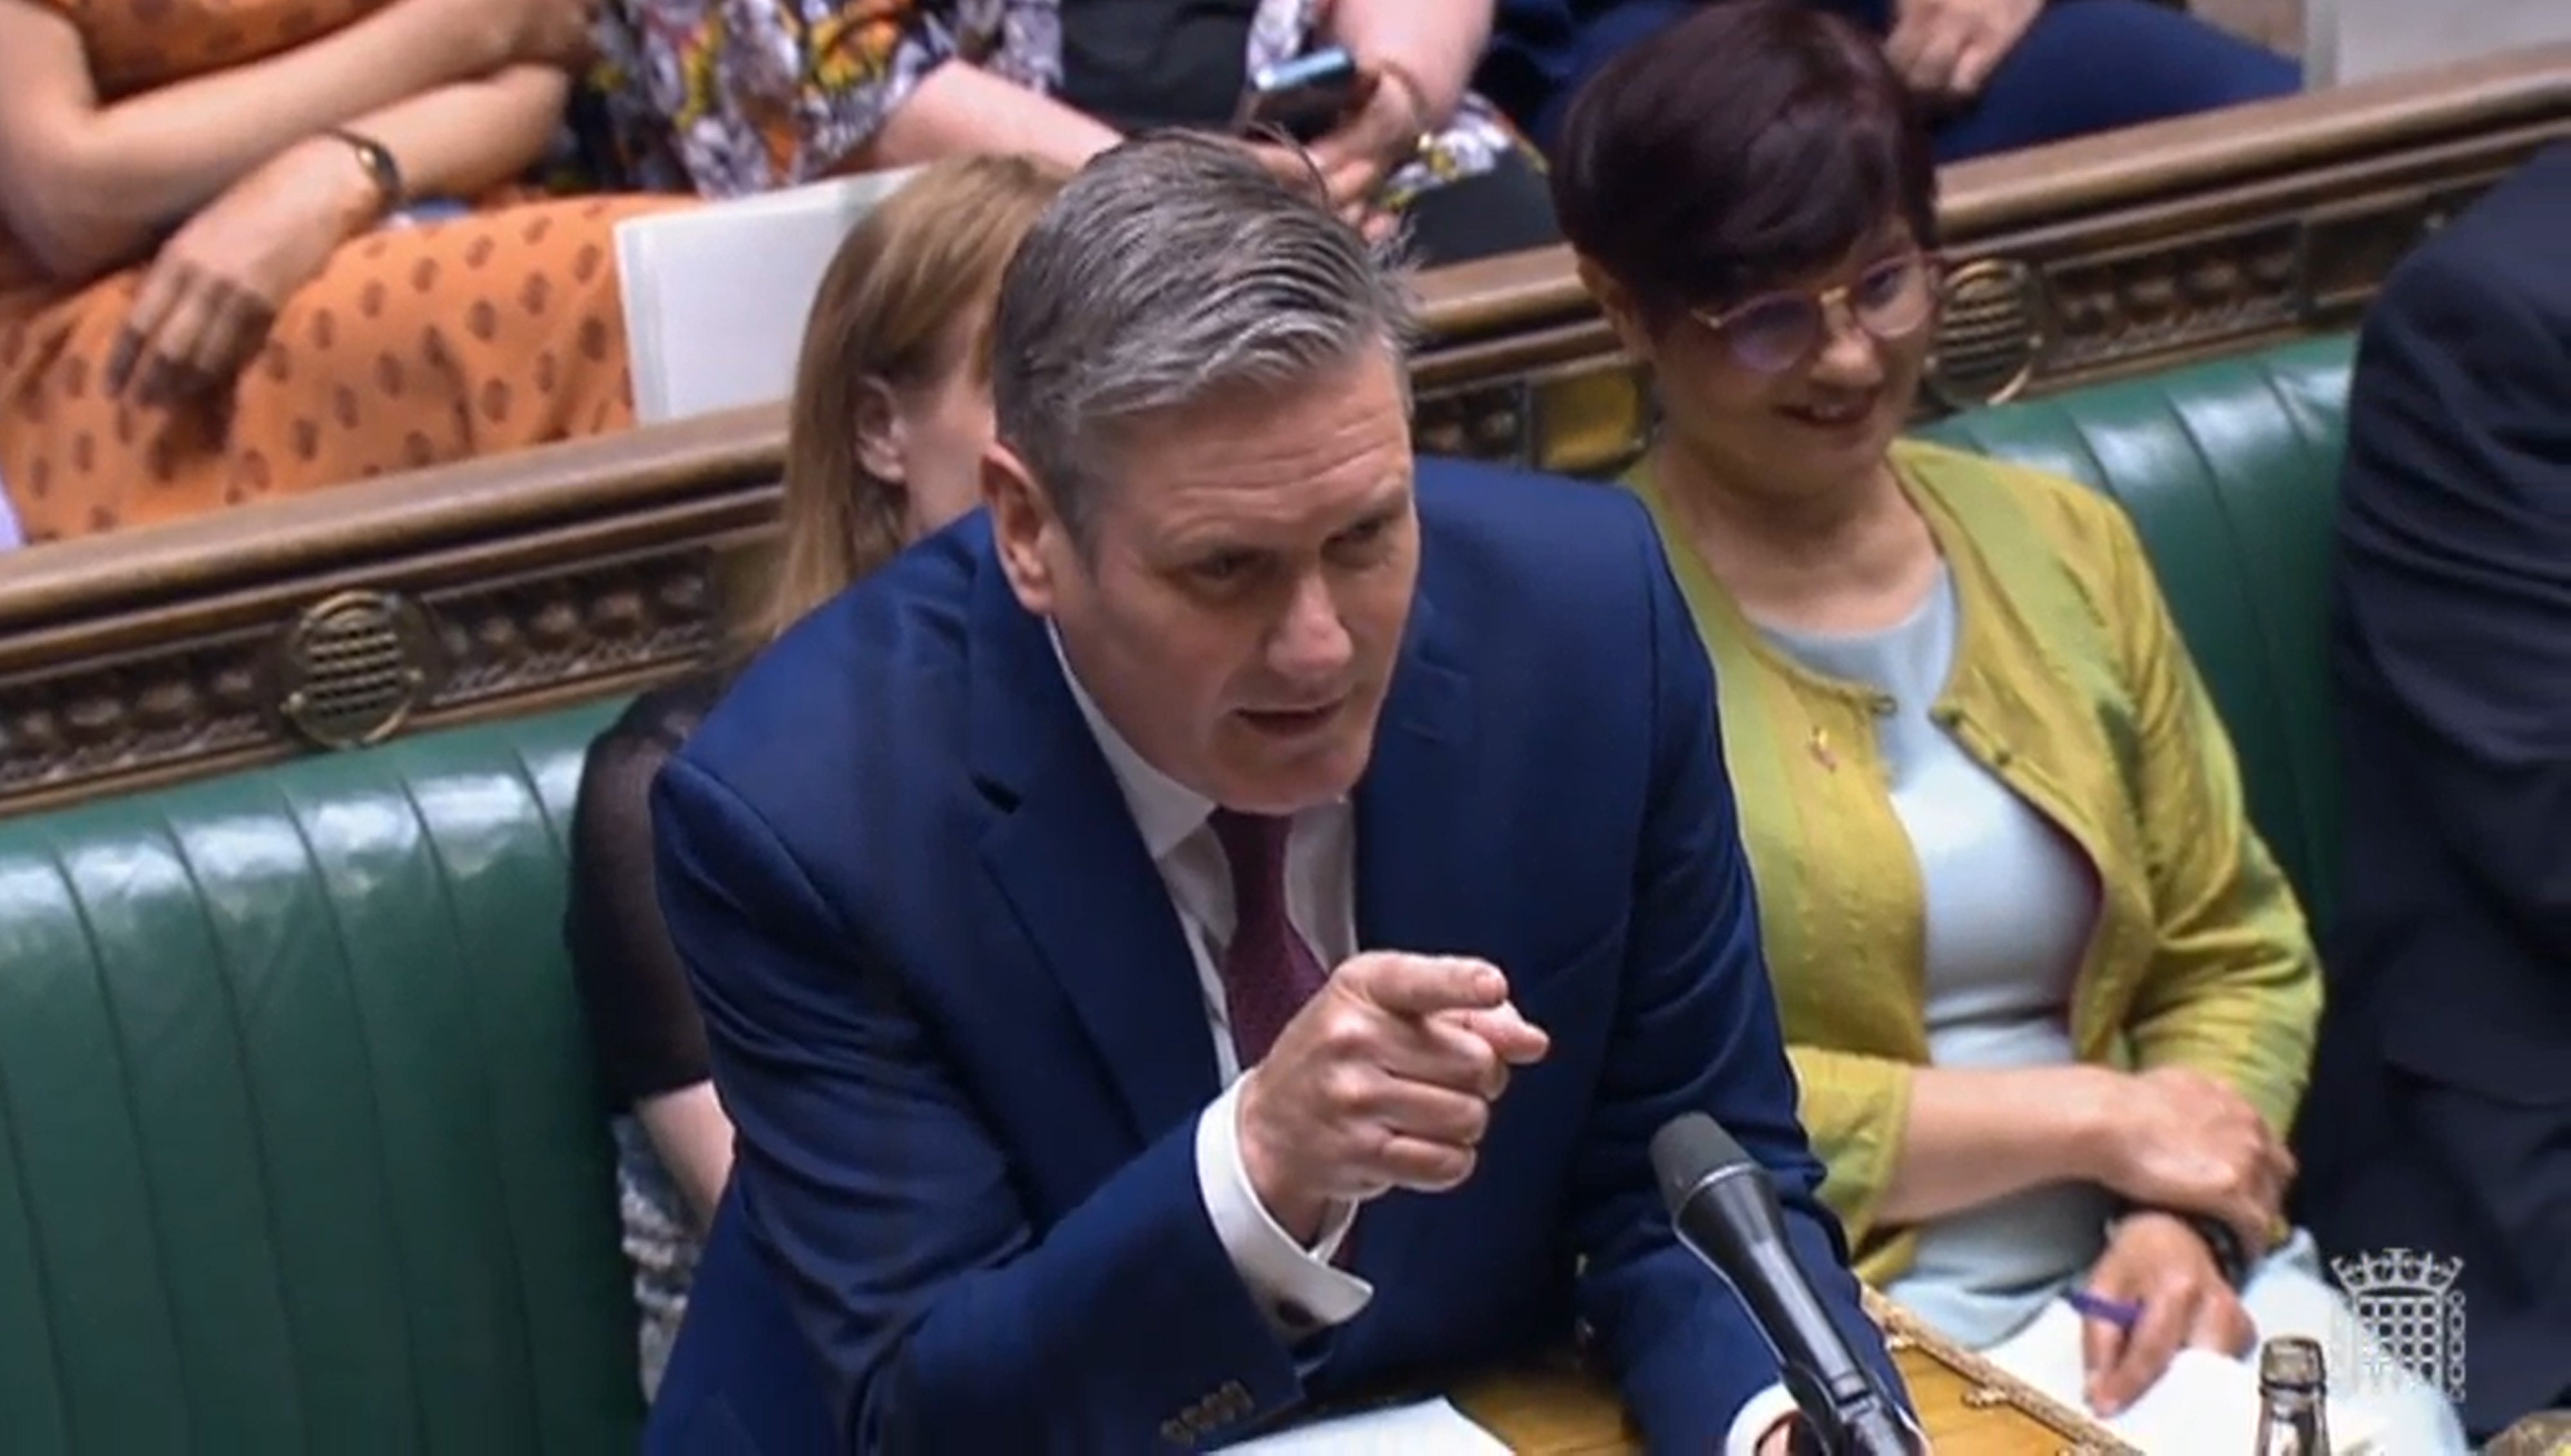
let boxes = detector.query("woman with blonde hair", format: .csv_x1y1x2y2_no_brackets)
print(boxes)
560,150,1070,1398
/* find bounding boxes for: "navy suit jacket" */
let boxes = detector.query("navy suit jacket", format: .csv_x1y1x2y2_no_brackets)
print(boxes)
641,456,1901,1452
2292,143,2571,1438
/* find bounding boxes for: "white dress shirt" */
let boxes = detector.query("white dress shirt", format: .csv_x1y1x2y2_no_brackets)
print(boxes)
1052,641,1796,1453
1051,639,1374,1340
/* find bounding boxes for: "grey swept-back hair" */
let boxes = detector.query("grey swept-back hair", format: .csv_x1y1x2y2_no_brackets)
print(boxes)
989,131,1420,541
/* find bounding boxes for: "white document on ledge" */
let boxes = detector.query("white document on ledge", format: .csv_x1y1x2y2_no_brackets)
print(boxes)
1217,1397,1510,1453
1984,1302,2386,1454
615,166,923,424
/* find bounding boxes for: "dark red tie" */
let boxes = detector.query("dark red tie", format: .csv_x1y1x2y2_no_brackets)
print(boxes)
1208,809,1327,1070
1211,809,1363,1278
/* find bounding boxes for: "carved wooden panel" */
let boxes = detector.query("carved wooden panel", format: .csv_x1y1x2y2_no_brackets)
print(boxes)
421,551,719,715
0,544,727,812
0,640,272,803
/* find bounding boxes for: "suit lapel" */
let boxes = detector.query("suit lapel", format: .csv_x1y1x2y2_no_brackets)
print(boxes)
960,544,1493,1325
965,554,1221,1146
1341,591,1488,1329
1352,592,1483,959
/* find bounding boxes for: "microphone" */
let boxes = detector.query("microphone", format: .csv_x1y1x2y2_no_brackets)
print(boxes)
1650,1113,1921,1455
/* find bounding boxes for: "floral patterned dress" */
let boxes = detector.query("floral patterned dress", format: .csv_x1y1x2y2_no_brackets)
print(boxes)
589,0,1528,202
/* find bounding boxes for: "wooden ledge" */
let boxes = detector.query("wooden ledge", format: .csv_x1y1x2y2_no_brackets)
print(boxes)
0,399,786,637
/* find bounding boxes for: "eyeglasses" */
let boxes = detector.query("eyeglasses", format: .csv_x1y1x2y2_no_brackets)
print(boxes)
1689,252,1942,376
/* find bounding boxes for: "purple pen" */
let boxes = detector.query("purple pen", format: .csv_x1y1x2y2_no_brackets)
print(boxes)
2063,1289,2145,1330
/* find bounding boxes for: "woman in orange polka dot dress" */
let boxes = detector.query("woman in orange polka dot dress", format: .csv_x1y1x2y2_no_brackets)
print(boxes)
0,0,690,544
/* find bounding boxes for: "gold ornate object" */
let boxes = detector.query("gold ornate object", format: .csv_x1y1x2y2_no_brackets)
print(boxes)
1859,1288,2144,1456
1445,1290,2138,1454
276,590,435,750
2485,1410,2571,1455
1927,257,2046,411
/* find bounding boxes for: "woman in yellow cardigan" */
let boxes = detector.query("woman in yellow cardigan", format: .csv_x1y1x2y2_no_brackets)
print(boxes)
1548,4,2466,1450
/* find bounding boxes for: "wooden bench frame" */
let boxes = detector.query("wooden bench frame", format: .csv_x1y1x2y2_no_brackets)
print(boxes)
0,45,2562,817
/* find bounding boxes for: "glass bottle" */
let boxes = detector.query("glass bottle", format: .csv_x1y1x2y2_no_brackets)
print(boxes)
2253,1335,2333,1455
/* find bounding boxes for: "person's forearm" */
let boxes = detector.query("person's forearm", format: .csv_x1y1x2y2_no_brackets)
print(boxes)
17,0,516,278
1322,0,1496,124
1872,1063,2120,1225
636,1083,735,1230
345,64,569,203
855,61,1122,175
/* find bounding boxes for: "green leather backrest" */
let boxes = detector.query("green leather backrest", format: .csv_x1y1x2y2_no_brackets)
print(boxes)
0,700,643,1455
0,336,2357,1454
1918,335,2356,930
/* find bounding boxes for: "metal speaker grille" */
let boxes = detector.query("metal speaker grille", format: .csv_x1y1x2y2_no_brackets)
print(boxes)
278,590,433,750
1928,257,2045,411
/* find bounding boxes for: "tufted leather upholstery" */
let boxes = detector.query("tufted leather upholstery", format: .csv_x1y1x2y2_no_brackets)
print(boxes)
0,701,643,1454
0,335,2355,1453
1919,335,2356,929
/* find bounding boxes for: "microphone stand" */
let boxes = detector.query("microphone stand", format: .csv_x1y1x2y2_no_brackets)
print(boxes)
1782,1372,1922,1456
1647,1113,1928,1456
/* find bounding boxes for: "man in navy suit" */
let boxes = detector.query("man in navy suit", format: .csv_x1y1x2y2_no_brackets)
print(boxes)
642,132,1906,1453
2293,143,2571,1442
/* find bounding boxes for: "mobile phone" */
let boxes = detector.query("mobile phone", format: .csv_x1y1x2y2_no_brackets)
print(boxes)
1233,46,1362,144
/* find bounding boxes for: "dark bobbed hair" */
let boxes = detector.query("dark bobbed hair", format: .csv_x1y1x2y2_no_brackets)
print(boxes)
1549,0,1939,325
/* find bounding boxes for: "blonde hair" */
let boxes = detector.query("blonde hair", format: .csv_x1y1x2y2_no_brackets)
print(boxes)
748,152,1073,647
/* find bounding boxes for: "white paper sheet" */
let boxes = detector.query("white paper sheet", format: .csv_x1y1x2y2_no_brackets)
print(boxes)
2309,0,2571,87
1984,1302,2386,1453
1217,1397,1512,1453
614,166,923,425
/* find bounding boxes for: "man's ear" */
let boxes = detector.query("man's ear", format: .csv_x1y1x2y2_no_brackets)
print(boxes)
983,441,1059,615
1576,256,1658,368
852,376,908,487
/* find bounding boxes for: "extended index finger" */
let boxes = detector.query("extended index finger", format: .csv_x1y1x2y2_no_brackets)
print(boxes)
1350,954,1506,1019
1444,1002,1550,1067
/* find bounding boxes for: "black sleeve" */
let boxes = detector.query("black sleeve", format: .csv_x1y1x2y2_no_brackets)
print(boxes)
566,688,717,1110
2337,241,2571,952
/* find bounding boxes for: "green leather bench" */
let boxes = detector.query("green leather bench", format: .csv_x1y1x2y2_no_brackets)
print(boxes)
1923,334,2355,930
0,335,2356,1453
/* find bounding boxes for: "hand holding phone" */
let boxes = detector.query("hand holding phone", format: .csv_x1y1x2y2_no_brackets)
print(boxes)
1233,46,1363,145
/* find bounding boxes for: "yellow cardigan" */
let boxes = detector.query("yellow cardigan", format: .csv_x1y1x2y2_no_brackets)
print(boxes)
1627,440,2323,1286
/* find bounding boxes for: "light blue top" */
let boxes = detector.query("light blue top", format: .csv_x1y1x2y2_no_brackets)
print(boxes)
1760,565,2109,1349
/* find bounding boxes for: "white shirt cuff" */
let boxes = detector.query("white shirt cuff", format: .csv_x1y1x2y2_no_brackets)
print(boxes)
1195,1078,1374,1340
1724,1382,1799,1456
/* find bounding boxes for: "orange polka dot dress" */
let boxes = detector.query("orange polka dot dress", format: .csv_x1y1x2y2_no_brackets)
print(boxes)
0,0,691,545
